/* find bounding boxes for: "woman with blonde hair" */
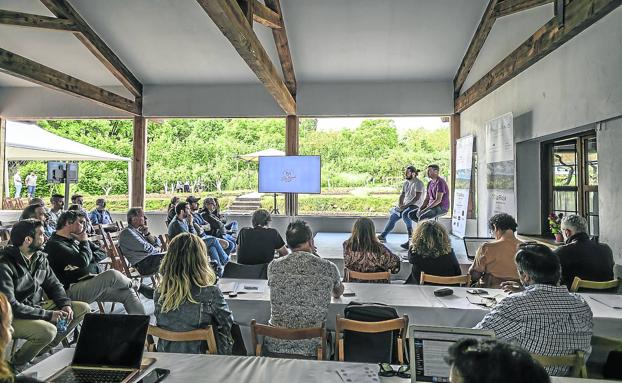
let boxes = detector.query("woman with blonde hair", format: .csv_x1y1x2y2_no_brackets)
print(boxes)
0,293,42,383
406,221,461,284
343,218,400,281
154,233,234,354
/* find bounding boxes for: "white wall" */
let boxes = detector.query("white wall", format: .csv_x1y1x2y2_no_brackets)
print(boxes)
459,7,622,259
598,117,622,265
0,80,453,119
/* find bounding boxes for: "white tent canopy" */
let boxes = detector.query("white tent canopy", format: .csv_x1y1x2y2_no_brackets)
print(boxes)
238,148,285,162
6,121,130,162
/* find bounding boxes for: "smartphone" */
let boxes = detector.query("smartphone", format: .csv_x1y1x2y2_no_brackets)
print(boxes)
467,289,488,295
137,368,170,383
343,291,356,297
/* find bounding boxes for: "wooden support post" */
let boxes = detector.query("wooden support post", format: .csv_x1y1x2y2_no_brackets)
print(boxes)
450,114,460,215
285,115,299,217
0,117,5,204
131,116,147,208
237,0,254,27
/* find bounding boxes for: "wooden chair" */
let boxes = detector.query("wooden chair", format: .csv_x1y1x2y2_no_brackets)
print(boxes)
570,276,622,292
158,234,169,252
335,314,408,364
344,268,391,283
116,221,125,229
531,351,587,378
250,319,327,361
104,231,160,287
420,272,470,286
146,325,217,354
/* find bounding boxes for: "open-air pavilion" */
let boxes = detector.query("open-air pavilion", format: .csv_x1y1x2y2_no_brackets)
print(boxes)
0,0,621,380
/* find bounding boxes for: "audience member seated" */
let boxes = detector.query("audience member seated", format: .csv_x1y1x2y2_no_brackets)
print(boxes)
555,214,614,289
200,197,237,252
187,196,233,255
343,217,400,280
445,338,549,383
47,194,65,230
476,243,593,376
119,208,163,275
469,213,522,288
89,198,114,226
0,220,90,371
265,220,344,357
45,211,149,314
155,233,234,354
405,221,461,284
70,194,93,233
236,209,287,265
20,204,54,238
27,198,46,210
165,196,180,227
168,202,228,275
0,292,43,382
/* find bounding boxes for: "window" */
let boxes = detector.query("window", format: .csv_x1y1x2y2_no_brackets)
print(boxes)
544,132,598,235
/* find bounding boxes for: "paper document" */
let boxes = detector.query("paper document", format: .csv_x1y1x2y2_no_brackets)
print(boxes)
335,365,380,383
219,282,238,294
590,295,622,309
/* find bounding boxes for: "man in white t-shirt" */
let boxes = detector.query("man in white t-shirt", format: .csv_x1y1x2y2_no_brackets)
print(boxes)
25,171,37,198
378,165,425,249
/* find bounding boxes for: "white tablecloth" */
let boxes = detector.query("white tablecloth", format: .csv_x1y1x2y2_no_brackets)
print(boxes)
24,349,606,383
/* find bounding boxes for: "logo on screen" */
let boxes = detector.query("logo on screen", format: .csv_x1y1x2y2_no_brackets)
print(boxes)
281,169,297,183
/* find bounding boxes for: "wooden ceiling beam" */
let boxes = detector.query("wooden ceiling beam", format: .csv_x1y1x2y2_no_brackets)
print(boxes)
253,0,282,29
455,0,622,113
495,0,555,18
0,9,79,31
40,0,143,98
453,0,499,95
0,47,139,115
196,0,296,114
263,0,296,97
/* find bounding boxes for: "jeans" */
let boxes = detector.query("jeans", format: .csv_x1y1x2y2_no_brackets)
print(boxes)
221,234,237,255
225,221,238,233
27,185,36,197
11,300,90,366
380,206,418,237
67,270,145,315
14,182,22,198
204,236,229,267
410,206,448,222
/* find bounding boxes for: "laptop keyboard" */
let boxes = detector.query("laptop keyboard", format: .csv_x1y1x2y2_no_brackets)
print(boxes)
50,368,132,383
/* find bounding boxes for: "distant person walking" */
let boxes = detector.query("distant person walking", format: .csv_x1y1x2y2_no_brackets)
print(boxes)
25,172,37,198
13,172,22,198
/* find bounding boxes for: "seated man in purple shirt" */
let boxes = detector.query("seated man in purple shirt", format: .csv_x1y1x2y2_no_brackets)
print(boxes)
410,164,450,222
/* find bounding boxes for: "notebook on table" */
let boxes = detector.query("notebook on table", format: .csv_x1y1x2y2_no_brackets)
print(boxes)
409,325,495,383
46,313,150,383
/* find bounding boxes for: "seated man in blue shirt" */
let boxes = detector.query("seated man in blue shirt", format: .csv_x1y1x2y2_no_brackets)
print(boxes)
89,198,114,226
168,202,228,275
118,207,164,275
186,196,234,255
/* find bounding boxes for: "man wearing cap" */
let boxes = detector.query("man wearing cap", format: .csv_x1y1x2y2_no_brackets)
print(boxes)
186,196,234,255
377,165,425,249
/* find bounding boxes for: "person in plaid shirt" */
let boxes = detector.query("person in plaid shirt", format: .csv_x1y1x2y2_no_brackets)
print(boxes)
475,243,593,376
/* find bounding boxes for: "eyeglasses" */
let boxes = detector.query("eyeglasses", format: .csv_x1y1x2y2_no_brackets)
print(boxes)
378,363,410,378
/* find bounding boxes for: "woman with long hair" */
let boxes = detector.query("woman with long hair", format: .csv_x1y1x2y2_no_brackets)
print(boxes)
406,221,461,284
343,218,400,281
165,196,180,226
0,293,42,383
155,233,234,354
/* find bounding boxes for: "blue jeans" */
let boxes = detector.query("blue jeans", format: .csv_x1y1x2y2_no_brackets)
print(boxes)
203,236,229,267
225,221,238,233
409,206,448,222
221,233,236,255
381,206,418,237
27,185,35,197
14,183,22,198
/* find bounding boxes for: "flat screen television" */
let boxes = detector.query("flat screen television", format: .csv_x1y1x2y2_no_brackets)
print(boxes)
258,155,321,194
47,162,78,183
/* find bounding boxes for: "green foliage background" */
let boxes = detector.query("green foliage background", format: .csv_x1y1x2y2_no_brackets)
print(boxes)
10,118,450,212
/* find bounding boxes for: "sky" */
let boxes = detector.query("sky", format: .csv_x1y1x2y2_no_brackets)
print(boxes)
315,116,449,134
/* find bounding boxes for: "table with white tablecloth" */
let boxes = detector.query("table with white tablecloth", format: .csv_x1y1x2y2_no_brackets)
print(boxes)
24,349,607,383
222,278,622,349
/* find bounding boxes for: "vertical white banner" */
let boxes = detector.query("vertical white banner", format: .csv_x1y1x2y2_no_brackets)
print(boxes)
486,113,516,224
452,135,474,238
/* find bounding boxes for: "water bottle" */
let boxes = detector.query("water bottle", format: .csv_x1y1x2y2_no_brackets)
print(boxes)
56,317,68,334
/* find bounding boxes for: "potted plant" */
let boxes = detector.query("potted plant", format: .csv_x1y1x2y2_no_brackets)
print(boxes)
548,212,564,243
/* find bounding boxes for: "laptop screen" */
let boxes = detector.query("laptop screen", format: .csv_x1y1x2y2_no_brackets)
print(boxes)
463,237,492,260
409,325,495,382
72,313,150,369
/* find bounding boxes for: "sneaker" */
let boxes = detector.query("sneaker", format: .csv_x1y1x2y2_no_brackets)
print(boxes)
400,241,410,250
377,234,386,243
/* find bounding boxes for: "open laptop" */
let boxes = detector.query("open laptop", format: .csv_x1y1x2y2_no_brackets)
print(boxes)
47,313,150,383
462,237,493,261
409,325,495,382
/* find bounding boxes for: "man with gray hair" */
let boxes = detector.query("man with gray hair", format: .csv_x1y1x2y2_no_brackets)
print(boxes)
554,214,614,289
118,207,163,275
